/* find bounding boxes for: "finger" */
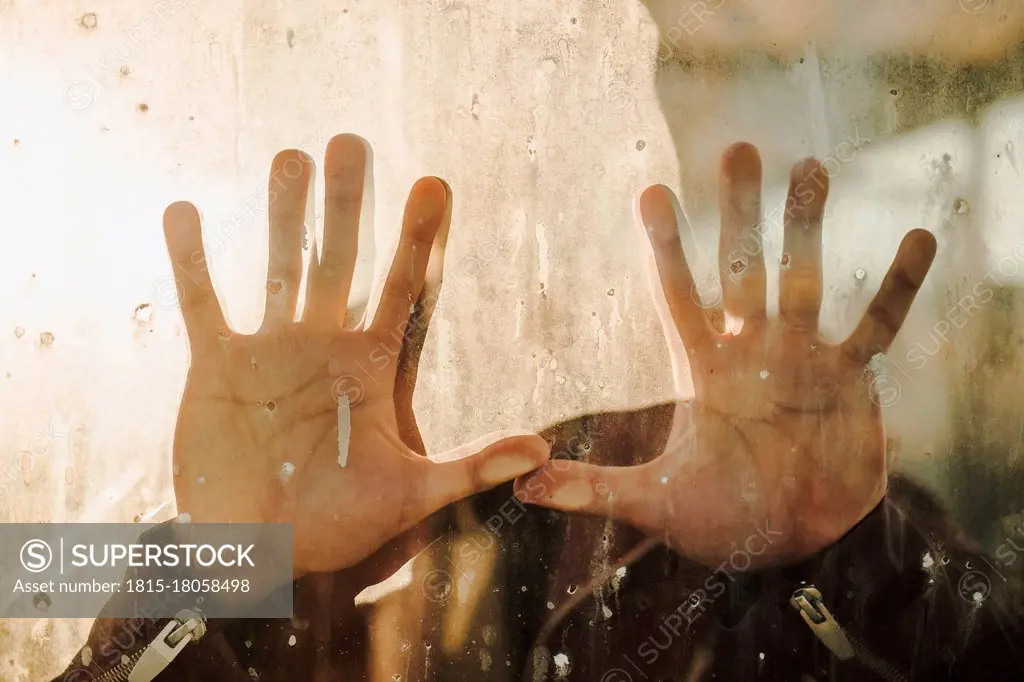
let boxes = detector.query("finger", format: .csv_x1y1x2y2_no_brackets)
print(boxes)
262,149,314,332
414,434,550,513
779,158,827,330
718,142,767,325
368,177,449,334
163,201,228,348
394,180,453,452
304,134,368,325
839,229,938,364
640,184,716,354
513,459,663,531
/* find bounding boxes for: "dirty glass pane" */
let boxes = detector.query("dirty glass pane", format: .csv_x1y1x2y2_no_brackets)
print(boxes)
2,1,1024,680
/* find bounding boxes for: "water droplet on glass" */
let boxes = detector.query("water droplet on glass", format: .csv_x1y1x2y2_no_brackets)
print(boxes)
660,476,669,484
13,326,25,338
288,634,296,646
954,198,970,215
267,280,283,295
39,331,55,347
280,462,296,479
567,584,577,594
759,369,770,380
965,561,974,569
854,268,867,280
133,303,153,323
730,259,747,275
780,253,791,267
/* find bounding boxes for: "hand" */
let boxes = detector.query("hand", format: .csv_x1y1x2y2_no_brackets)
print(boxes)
164,134,549,578
516,142,936,568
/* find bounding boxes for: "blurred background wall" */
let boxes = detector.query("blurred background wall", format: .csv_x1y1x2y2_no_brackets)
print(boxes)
1,0,1024,679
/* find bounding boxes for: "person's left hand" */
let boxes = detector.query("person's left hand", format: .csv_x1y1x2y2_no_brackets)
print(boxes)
515,143,936,569
165,134,549,579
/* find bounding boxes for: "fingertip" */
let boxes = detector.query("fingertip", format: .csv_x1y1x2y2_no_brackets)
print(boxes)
903,228,938,256
163,202,203,254
270,148,315,182
639,184,677,242
721,142,762,185
325,133,369,165
406,177,449,231
789,157,828,196
485,433,551,464
163,201,200,227
898,228,939,281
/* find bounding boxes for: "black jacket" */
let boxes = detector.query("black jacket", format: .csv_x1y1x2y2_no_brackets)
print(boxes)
51,404,1024,681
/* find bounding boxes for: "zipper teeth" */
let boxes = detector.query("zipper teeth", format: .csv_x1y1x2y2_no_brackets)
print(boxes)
847,631,910,682
91,648,146,682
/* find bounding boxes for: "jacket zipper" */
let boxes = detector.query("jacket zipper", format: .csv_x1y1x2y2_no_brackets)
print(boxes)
790,586,909,682
92,609,207,682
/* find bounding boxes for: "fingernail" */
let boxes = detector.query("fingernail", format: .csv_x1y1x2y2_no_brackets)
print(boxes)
545,480,594,510
479,453,543,486
413,177,448,223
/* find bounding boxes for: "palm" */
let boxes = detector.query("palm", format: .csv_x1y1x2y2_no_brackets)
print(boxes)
653,324,884,566
165,135,547,577
518,143,936,567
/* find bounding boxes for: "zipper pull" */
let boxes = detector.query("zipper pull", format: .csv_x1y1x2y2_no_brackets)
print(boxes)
127,609,207,682
790,586,855,661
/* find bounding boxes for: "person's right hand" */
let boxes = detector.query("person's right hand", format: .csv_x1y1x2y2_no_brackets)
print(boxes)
164,134,550,579
517,142,936,569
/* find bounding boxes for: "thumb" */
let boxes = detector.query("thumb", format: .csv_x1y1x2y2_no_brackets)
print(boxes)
513,460,664,531
416,434,551,512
